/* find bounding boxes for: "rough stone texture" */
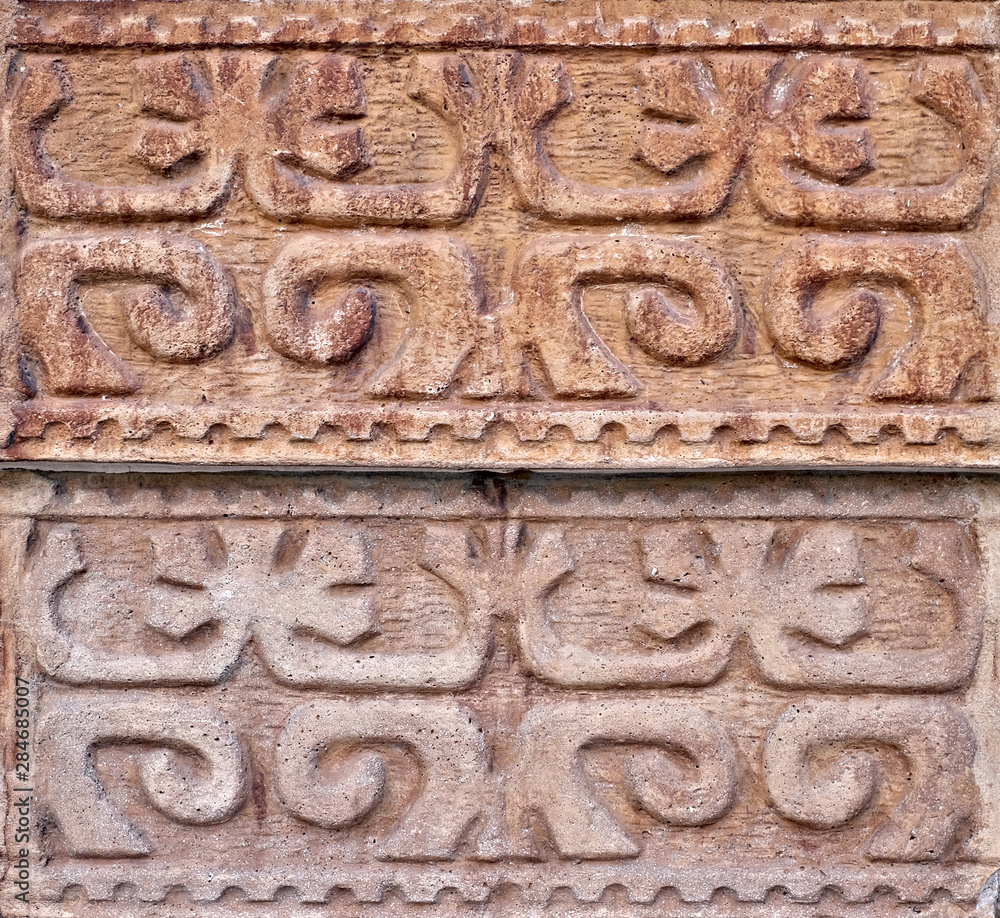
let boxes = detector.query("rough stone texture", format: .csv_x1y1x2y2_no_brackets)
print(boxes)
0,1,998,467
0,470,999,918
3,3,1000,918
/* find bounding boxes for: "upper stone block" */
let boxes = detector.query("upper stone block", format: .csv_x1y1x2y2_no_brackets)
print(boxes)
1,0,999,468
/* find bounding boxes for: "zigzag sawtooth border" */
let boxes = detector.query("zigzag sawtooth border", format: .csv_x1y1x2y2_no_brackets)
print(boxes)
13,1,999,50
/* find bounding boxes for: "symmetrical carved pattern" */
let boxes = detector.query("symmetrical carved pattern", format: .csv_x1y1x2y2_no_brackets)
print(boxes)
750,522,983,691
2,41,998,464
518,523,741,686
10,51,491,227
507,54,774,222
2,471,994,915
748,56,994,230
245,54,491,225
520,521,982,691
1,12,999,918
26,517,981,694
22,521,491,689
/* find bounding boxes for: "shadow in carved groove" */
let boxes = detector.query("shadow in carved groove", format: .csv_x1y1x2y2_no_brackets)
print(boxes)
748,55,994,230
763,236,994,402
504,235,742,399
9,56,234,219
17,233,237,396
520,521,982,692
507,53,777,222
21,522,492,690
37,697,249,857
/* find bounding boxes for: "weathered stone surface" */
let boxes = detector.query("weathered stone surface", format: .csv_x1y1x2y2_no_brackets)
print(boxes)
0,1,998,467
3,3,1000,918
2,470,1000,917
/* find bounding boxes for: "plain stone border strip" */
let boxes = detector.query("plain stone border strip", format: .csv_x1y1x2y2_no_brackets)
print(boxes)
0,467,983,520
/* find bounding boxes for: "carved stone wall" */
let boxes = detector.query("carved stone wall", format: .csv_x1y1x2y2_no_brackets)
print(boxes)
1,3,999,918
0,0,997,467
1,471,999,917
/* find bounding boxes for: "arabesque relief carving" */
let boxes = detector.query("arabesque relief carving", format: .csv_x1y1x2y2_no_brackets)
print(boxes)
747,56,993,230
504,236,742,398
262,233,497,397
0,473,996,914
2,2,1000,918
763,697,979,863
764,237,992,402
9,56,234,219
275,699,505,861
506,54,775,222
36,697,249,857
3,471,995,918
0,28,997,466
508,700,740,859
20,516,982,694
20,521,492,689
520,520,982,691
17,233,238,395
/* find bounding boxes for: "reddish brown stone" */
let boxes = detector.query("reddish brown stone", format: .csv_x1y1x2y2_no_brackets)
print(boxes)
2,3,1000,918
0,1,997,467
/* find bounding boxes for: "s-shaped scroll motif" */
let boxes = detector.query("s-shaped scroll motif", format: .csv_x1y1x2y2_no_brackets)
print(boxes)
509,700,737,859
9,55,234,219
750,523,983,692
275,700,505,860
37,697,248,857
764,697,978,861
505,235,741,398
507,54,774,222
263,233,498,397
517,525,743,688
764,236,993,401
17,232,237,396
749,56,993,230
245,54,490,226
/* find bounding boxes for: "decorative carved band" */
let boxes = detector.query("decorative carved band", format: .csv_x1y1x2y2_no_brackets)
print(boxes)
2,471,996,915
2,45,998,466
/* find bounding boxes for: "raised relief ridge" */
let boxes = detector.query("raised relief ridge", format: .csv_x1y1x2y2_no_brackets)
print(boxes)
13,2,1000,51
0,30,998,467
2,5,999,918
2,473,996,915
4,36,1000,467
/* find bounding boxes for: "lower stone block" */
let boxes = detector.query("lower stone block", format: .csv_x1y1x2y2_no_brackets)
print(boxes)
1,470,998,917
